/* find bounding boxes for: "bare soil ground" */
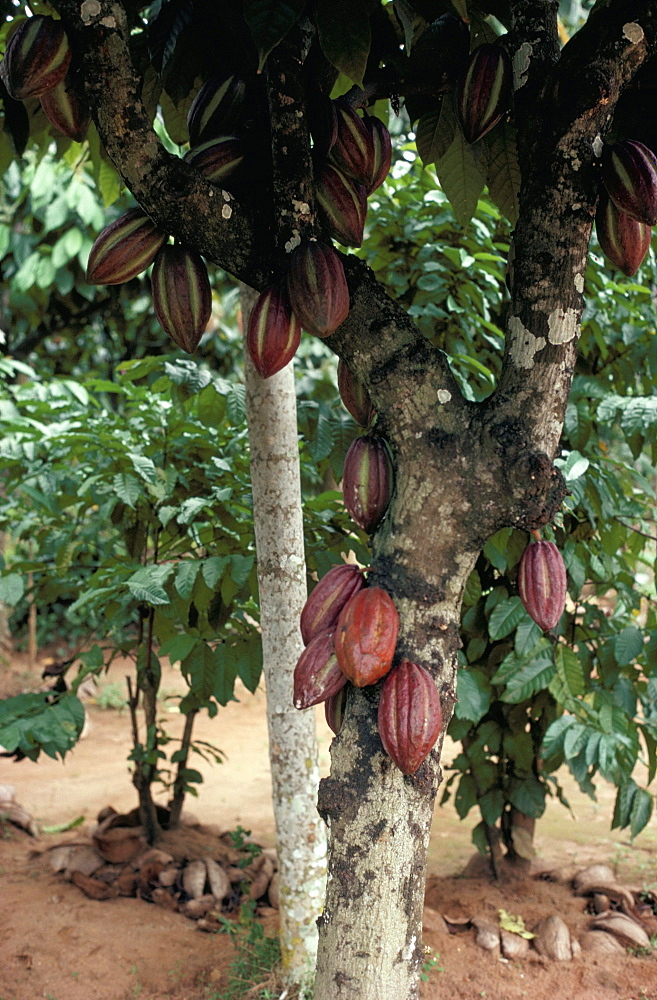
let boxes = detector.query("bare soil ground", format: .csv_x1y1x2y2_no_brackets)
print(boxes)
1,651,657,1000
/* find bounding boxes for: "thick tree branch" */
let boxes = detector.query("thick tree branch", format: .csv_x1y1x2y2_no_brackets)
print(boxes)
490,0,657,461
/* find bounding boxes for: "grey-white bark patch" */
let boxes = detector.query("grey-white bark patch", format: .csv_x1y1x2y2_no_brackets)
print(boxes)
592,134,603,158
508,315,545,369
574,273,584,293
221,204,232,219
547,306,578,345
436,390,452,404
622,22,644,45
513,43,532,91
80,0,101,21
285,231,302,252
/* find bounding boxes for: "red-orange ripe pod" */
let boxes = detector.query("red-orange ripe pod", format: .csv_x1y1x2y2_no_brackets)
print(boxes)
334,587,399,688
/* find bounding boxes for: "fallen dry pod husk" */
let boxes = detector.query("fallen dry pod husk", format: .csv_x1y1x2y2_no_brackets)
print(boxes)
267,870,280,908
249,855,275,900
205,857,230,901
472,916,500,952
531,914,576,961
182,858,208,899
92,824,146,864
500,929,530,959
181,893,217,919
70,869,120,900
579,930,626,955
589,912,651,949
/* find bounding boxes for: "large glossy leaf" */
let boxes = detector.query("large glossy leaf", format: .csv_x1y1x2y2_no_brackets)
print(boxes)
415,97,456,167
244,0,306,72
316,0,372,88
471,119,520,225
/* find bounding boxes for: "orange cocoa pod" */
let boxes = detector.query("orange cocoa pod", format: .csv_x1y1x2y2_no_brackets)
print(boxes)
334,587,399,688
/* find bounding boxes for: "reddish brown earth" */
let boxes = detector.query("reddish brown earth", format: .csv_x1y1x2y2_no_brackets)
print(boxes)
1,651,657,1000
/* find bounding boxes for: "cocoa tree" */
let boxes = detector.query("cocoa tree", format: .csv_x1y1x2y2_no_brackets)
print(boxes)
1,2,657,999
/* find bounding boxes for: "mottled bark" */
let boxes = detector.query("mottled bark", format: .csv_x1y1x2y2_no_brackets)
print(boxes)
241,285,327,984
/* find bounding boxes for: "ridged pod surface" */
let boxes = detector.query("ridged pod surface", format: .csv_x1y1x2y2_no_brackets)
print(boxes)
316,162,367,247
457,42,512,144
325,687,348,735
334,587,399,688
596,192,651,277
378,660,442,775
286,240,349,337
86,209,168,285
40,71,90,142
342,433,394,534
300,563,366,646
293,629,348,710
602,140,657,226
518,539,567,632
0,15,71,101
246,283,301,379
151,244,212,353
187,75,247,146
364,114,392,193
329,101,375,186
338,359,376,427
184,136,244,185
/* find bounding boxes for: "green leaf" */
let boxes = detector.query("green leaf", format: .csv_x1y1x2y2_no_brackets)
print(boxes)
316,0,371,88
0,572,25,605
0,692,85,761
478,787,504,827
630,788,653,838
508,777,546,819
454,773,478,819
554,644,585,699
175,560,199,599
243,0,306,72
488,596,526,640
127,565,173,606
454,668,492,724
113,473,141,508
434,131,485,228
415,98,456,166
462,568,482,607
614,626,644,666
197,384,227,428
202,556,229,590
471,120,520,226
213,643,240,706
159,633,197,665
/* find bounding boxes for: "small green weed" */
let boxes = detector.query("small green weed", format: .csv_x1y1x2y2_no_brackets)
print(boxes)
208,899,281,1000
420,949,444,981
96,682,127,711
226,826,264,868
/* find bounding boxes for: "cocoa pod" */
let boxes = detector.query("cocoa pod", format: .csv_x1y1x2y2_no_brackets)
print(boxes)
293,629,348,710
518,538,567,633
325,686,348,735
334,587,399,688
595,192,651,277
601,139,657,226
40,70,90,142
342,433,394,534
316,162,367,247
364,114,392,194
337,359,376,427
184,136,244,186
187,74,247,146
378,659,442,775
0,15,71,101
300,563,366,646
329,100,375,186
457,42,512,145
86,209,168,285
151,244,212,353
246,283,301,379
286,239,349,337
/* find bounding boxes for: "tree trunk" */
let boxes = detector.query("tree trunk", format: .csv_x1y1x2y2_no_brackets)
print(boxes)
241,284,327,985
